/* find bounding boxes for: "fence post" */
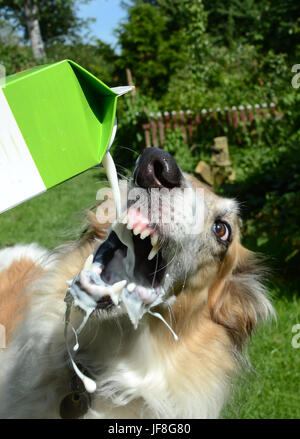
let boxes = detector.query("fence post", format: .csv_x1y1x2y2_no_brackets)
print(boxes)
157,112,165,147
164,111,171,131
179,110,188,143
246,104,254,123
254,103,261,120
231,106,238,129
137,101,283,148
261,102,269,119
186,109,194,143
126,68,136,103
270,102,277,118
209,108,216,132
142,122,151,147
201,109,207,121
224,107,231,137
246,104,255,138
171,110,178,130
232,106,242,144
194,112,201,139
150,113,159,147
239,105,247,132
216,107,223,136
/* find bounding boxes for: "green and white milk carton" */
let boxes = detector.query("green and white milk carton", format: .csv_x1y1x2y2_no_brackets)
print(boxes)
0,59,132,214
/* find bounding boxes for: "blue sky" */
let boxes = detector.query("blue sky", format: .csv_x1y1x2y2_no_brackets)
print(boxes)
78,0,127,48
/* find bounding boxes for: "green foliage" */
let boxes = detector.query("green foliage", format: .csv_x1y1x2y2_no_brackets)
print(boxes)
202,0,300,59
112,93,161,173
117,0,208,98
0,42,36,75
163,129,193,171
0,0,93,45
47,41,119,86
116,2,183,98
163,44,288,110
163,128,201,172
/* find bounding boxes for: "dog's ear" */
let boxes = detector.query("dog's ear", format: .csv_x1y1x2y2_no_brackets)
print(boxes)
208,245,274,350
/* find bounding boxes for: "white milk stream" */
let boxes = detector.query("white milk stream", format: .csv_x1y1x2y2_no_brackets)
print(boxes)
64,151,178,394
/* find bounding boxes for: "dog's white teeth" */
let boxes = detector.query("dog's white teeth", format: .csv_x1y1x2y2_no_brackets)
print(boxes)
140,229,151,240
110,291,120,306
111,280,127,294
110,280,127,305
148,244,161,261
121,214,128,224
66,280,73,286
151,233,159,247
133,226,142,236
83,254,94,271
110,291,119,306
127,282,136,292
127,222,134,230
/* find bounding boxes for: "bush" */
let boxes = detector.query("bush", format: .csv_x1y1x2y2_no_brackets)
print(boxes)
163,43,288,110
0,43,37,75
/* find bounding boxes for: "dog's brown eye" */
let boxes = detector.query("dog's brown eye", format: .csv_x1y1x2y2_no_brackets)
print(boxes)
213,221,231,242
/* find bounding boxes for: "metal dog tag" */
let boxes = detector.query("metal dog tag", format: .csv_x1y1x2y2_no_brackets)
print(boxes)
59,391,90,419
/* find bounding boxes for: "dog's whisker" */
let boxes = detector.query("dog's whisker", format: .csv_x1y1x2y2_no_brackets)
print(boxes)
116,171,130,182
116,163,133,173
153,241,179,275
117,145,139,156
151,252,160,289
0,146,274,419
179,241,188,293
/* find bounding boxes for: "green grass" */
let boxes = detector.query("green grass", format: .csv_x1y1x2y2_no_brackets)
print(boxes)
0,167,107,249
222,288,300,419
1,169,300,418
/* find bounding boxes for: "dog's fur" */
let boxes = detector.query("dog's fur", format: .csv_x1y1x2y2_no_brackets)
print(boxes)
0,163,274,419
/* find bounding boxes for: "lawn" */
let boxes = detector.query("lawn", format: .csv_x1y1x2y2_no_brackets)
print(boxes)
222,289,300,419
0,168,299,418
0,167,107,249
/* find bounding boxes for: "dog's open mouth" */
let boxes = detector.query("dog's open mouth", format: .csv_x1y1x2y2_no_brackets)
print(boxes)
94,205,166,306
64,205,177,396
68,205,168,328
96,230,165,298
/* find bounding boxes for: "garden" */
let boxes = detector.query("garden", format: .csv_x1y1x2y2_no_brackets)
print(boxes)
0,0,299,418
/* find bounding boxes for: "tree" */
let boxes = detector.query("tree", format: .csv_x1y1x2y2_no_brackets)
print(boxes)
24,0,45,58
202,0,300,58
117,2,177,97
116,0,207,98
0,0,46,58
0,0,93,58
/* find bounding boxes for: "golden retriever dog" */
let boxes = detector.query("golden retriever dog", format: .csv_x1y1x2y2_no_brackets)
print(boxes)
0,147,274,418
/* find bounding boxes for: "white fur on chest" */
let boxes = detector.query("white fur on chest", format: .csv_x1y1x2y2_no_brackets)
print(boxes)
0,296,227,419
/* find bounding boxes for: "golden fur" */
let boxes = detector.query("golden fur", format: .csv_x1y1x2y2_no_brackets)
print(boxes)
0,173,273,419
0,258,44,340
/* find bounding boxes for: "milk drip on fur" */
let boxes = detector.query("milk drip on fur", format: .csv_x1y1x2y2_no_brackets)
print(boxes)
64,151,178,394
64,151,122,394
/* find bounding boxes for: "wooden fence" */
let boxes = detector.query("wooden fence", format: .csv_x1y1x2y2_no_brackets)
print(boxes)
138,102,282,148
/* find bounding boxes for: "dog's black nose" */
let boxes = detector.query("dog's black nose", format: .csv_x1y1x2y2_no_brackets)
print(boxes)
134,147,182,189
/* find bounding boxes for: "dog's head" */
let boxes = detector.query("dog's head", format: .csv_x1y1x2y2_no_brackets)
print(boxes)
81,147,273,348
